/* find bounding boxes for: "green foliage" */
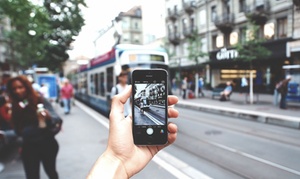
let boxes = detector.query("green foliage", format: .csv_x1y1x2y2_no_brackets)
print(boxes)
187,29,207,67
234,22,271,67
0,0,86,71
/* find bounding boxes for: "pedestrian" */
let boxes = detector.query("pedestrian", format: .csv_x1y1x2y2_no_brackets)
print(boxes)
6,75,59,179
240,76,248,94
87,86,179,178
172,78,177,94
181,77,188,99
273,79,281,106
198,77,205,97
110,70,131,117
39,83,50,99
60,78,74,114
277,75,292,109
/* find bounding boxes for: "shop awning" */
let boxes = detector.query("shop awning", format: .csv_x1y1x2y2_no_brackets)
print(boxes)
286,40,300,57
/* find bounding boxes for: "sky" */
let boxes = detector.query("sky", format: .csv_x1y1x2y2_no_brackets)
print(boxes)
68,0,141,60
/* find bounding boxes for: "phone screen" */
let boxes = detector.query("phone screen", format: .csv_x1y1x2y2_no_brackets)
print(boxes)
132,69,168,145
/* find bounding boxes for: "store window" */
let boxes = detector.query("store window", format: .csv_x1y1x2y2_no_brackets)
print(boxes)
221,69,257,79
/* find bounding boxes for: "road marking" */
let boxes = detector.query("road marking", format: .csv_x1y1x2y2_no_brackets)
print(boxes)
143,111,164,125
209,141,300,176
75,101,212,179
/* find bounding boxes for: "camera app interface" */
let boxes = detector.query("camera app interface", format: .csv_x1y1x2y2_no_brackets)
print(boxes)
133,80,167,126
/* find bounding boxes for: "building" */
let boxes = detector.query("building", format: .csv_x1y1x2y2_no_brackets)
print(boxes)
165,0,300,93
93,6,143,56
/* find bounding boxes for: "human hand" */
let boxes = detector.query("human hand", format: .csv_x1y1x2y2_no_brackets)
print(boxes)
87,85,179,179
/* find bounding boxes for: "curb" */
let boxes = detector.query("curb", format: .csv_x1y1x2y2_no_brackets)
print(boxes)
177,101,300,130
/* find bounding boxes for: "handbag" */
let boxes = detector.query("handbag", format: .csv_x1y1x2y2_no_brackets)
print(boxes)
42,97,63,135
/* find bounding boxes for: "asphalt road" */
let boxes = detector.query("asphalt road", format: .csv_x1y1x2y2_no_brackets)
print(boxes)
1,101,300,179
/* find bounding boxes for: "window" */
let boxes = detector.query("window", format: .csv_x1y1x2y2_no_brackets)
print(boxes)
239,27,247,43
211,6,216,22
239,0,246,12
134,22,139,30
106,67,114,92
277,17,287,38
100,72,105,96
90,74,94,94
95,73,99,95
212,35,217,50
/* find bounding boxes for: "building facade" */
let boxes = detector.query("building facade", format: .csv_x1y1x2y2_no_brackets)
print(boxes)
165,0,300,93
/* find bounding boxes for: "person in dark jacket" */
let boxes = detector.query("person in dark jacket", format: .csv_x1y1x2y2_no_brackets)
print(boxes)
278,75,292,109
6,75,59,179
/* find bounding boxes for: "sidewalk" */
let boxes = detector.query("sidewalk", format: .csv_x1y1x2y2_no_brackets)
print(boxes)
175,89,300,129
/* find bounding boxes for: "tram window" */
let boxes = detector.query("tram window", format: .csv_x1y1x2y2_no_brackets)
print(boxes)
90,74,95,94
100,72,105,96
107,67,114,92
95,73,99,95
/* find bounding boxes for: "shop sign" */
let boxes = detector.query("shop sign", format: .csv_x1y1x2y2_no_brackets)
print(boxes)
216,48,238,60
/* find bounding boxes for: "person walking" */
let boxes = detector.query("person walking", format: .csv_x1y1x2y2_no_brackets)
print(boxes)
240,76,248,94
110,70,130,117
278,75,292,109
198,77,205,97
60,78,74,114
6,75,59,179
181,77,188,99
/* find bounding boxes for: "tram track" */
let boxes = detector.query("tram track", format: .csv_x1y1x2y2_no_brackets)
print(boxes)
172,108,300,178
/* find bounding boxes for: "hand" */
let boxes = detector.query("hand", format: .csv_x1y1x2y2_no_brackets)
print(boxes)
87,85,179,179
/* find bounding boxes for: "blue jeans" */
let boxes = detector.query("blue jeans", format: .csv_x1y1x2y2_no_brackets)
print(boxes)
63,98,71,114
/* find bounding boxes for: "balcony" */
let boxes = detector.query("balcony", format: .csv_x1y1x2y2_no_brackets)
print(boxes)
167,7,179,22
168,32,180,45
214,13,235,34
244,0,270,25
183,1,196,14
183,26,197,38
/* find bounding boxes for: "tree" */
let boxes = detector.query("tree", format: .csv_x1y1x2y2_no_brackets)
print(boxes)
0,0,86,72
234,22,271,104
186,29,208,96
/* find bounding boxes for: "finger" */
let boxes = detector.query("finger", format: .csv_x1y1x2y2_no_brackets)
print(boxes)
109,85,132,122
168,95,178,106
157,123,178,150
168,107,179,118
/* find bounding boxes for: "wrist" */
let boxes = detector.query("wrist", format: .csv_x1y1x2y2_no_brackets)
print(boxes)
87,151,128,179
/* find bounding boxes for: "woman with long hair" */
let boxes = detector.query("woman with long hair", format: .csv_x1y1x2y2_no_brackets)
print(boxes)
6,75,59,179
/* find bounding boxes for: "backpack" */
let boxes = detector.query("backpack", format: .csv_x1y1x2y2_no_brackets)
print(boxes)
276,81,283,93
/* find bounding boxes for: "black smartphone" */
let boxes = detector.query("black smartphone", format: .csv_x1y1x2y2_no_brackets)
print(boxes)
132,69,168,145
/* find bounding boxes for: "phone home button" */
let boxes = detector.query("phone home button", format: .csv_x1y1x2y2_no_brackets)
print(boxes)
146,128,154,135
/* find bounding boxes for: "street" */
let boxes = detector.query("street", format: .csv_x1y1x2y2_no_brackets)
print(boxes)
134,105,166,125
0,100,300,179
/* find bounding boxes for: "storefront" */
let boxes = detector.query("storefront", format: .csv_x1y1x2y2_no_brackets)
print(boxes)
208,38,292,93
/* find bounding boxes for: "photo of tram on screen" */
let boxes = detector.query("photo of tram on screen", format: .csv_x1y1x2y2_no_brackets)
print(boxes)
133,82,167,126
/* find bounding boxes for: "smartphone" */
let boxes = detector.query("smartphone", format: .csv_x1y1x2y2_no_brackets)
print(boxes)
132,69,168,145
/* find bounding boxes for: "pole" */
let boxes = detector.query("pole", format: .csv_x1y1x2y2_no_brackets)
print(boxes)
249,71,254,104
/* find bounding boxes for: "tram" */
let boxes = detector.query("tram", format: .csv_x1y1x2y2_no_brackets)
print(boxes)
73,44,170,117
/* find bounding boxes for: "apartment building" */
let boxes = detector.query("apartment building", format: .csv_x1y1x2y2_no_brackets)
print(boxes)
165,0,299,92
